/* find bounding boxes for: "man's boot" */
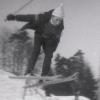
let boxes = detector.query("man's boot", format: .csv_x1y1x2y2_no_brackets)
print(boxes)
24,69,34,76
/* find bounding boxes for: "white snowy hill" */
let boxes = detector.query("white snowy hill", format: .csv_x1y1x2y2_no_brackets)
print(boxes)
0,69,90,100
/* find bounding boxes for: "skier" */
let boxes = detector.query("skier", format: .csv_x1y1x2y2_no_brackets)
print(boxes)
6,3,64,76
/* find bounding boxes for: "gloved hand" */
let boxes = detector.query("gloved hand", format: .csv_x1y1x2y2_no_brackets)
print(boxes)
6,14,15,20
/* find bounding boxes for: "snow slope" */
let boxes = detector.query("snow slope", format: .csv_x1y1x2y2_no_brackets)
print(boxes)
0,70,25,100
0,69,52,100
0,69,90,100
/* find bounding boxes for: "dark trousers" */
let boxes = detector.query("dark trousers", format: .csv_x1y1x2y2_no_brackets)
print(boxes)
25,35,59,76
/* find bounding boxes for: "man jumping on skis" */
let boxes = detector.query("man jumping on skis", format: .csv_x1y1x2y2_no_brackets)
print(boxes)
6,3,64,76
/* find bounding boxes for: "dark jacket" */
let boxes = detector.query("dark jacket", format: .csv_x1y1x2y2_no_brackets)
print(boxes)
14,9,64,39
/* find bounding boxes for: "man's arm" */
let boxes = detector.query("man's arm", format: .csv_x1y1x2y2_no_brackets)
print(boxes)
15,9,54,23
7,14,38,22
6,9,53,23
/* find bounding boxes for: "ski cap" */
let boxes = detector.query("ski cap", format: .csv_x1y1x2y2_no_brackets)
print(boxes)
52,3,64,19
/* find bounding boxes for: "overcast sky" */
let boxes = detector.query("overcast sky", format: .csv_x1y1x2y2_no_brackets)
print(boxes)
0,0,100,77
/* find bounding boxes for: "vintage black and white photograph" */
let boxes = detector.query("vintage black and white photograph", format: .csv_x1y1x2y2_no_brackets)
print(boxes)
0,0,99,100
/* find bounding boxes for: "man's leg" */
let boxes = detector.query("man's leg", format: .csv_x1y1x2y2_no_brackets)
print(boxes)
25,36,41,75
41,52,53,76
41,38,59,76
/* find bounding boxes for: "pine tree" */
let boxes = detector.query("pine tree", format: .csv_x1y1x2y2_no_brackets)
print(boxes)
44,50,98,100
68,50,98,100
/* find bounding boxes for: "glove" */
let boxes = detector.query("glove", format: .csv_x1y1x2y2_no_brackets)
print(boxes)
6,14,15,20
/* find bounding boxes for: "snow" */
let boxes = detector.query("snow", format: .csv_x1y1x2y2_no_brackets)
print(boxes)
0,69,50,100
0,69,90,100
0,70,25,100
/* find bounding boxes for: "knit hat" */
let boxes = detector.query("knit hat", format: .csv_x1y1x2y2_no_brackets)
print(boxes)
52,3,64,18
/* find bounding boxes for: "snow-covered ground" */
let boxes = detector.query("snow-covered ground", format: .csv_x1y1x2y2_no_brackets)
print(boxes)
0,70,25,100
0,69,90,100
